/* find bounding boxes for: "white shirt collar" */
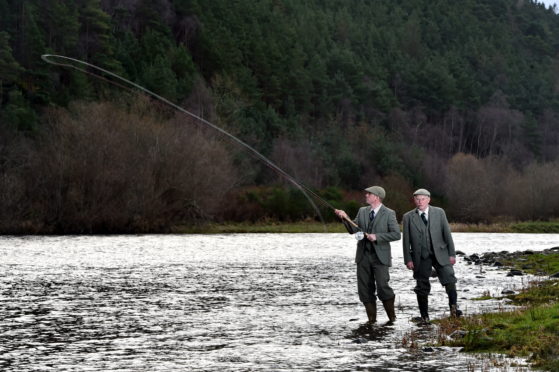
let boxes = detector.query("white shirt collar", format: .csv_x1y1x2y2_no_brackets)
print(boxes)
417,206,429,217
372,204,382,215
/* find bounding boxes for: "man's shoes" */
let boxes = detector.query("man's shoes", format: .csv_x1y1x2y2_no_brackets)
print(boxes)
412,316,430,325
447,288,462,318
382,297,396,323
450,304,463,318
364,302,377,324
416,294,429,323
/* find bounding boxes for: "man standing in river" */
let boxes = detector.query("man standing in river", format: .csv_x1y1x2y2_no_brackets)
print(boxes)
335,186,401,324
402,188,462,324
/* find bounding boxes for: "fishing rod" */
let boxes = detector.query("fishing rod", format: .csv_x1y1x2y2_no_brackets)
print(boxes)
41,54,362,233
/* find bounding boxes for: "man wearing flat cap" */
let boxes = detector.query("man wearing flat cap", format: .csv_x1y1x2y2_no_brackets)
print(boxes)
335,186,401,324
402,188,461,324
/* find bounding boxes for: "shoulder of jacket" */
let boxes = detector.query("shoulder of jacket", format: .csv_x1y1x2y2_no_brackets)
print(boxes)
379,205,393,213
430,206,445,214
403,209,416,217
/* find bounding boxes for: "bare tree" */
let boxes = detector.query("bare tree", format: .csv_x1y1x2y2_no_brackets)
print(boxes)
475,91,524,157
270,136,326,188
503,161,559,220
444,153,496,222
0,98,238,233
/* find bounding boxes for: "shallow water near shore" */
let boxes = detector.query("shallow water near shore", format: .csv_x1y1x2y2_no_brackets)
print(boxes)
0,233,557,371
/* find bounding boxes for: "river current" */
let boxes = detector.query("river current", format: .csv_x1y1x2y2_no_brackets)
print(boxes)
0,233,557,371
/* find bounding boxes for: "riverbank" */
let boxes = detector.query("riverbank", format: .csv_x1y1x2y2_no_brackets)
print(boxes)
173,222,346,234
435,251,559,371
174,220,559,234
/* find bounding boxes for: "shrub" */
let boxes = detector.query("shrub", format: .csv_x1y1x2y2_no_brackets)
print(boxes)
0,98,238,233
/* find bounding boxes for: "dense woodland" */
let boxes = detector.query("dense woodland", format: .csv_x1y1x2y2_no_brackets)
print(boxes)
1,0,559,233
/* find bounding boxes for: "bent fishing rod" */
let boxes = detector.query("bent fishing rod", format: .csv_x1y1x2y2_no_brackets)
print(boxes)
41,54,362,235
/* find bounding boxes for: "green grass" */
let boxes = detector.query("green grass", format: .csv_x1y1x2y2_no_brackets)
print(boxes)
172,220,559,234
501,253,559,276
449,222,514,233
510,221,559,233
451,220,559,233
437,280,559,371
509,279,559,305
173,220,559,234
173,221,347,234
470,295,493,301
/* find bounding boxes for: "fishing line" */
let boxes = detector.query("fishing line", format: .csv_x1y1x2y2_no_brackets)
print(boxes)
41,54,343,226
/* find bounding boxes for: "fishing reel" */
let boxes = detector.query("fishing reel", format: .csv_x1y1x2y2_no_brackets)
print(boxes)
341,217,365,240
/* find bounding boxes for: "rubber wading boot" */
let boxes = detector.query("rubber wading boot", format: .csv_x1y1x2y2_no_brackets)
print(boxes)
382,297,396,323
417,295,430,324
364,302,377,324
447,289,463,318
450,304,463,318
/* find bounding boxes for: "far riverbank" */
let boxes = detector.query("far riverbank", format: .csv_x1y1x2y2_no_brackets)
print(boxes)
174,220,559,234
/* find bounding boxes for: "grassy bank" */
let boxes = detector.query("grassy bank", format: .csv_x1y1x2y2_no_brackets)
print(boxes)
450,220,559,233
173,220,559,234
173,222,347,234
509,221,559,233
500,253,559,276
437,280,559,371
435,253,559,371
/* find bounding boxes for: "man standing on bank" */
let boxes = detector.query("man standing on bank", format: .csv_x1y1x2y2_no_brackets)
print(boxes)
402,188,462,324
335,186,401,324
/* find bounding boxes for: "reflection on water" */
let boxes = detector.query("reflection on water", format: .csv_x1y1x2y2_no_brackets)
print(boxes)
0,233,556,371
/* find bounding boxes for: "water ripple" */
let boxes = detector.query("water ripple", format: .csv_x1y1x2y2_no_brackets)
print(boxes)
1,233,555,371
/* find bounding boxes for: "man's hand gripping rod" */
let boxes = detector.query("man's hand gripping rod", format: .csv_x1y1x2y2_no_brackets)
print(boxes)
340,215,365,241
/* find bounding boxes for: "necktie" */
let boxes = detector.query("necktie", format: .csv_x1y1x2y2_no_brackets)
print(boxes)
369,210,375,222
421,212,428,225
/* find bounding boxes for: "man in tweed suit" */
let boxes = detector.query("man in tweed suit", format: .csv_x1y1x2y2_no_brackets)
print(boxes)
402,188,462,324
335,186,401,324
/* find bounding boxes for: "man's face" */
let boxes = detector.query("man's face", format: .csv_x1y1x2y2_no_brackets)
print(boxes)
365,192,379,205
414,195,430,210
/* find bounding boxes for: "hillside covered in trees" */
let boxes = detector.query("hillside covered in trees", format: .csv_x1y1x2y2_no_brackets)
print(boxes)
1,0,559,233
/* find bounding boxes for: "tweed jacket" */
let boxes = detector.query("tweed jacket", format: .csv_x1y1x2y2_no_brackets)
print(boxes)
402,206,455,267
348,205,401,266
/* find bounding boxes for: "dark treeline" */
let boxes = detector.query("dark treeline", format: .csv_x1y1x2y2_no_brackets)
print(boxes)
1,0,559,232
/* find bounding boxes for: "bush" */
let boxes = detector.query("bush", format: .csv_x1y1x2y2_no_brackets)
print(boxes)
0,98,238,233
222,186,362,223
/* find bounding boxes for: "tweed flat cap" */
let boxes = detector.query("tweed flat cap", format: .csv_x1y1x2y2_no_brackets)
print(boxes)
364,185,386,199
413,188,431,197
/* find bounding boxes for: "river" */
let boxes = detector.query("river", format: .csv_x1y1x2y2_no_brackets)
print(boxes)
0,233,557,371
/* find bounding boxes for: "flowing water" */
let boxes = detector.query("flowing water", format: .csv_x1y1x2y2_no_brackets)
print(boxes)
0,233,557,371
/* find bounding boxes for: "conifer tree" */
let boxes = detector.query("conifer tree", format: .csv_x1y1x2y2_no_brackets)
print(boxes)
0,31,23,91
77,0,121,72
